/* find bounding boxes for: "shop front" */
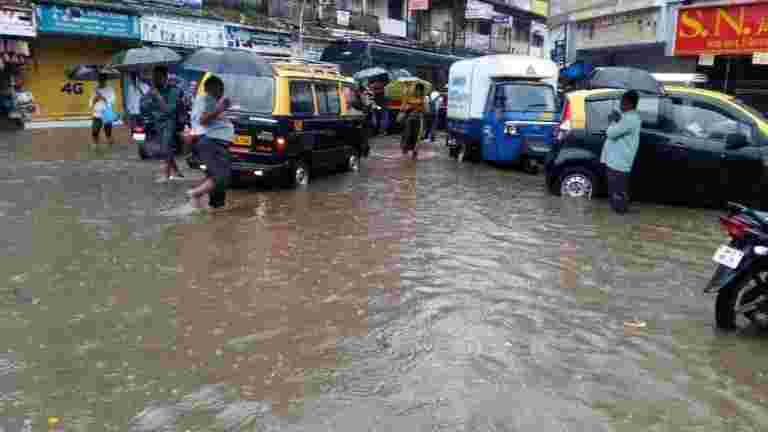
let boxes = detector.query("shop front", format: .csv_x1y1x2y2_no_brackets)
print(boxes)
224,24,292,56
673,1,768,113
26,3,140,122
0,1,36,128
574,6,697,73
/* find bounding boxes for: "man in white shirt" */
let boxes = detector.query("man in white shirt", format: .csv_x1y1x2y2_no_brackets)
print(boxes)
424,90,441,142
125,72,150,130
90,74,116,145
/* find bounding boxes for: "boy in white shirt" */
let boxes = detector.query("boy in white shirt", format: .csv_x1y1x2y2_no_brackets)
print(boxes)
90,74,116,145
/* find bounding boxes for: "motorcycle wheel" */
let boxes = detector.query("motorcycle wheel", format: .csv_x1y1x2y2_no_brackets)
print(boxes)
715,270,768,330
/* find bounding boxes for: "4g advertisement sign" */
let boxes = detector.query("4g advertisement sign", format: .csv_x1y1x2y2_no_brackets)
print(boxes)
675,2,768,55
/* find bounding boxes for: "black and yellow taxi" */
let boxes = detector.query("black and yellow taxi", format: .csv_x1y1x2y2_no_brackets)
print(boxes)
188,61,369,187
545,70,768,208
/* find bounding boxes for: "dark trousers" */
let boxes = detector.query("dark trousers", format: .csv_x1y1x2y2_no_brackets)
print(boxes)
424,114,436,141
197,136,232,208
92,118,112,139
605,166,630,214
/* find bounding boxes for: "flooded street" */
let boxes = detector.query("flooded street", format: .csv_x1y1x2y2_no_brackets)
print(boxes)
2,131,768,431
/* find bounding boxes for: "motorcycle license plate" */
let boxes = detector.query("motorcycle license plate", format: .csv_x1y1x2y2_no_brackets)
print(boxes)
132,133,146,142
713,245,744,269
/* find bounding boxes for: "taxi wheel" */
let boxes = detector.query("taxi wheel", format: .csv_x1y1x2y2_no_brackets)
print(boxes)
288,160,310,188
345,151,361,172
558,167,596,200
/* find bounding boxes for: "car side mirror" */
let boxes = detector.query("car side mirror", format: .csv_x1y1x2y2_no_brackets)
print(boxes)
726,133,749,150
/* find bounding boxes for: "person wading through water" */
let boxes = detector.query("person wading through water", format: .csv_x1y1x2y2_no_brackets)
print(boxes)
399,83,426,160
186,75,233,210
600,90,641,214
147,66,183,181
90,73,116,145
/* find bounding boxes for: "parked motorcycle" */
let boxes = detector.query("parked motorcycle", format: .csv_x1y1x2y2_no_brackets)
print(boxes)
706,201,768,330
132,115,149,159
133,113,188,160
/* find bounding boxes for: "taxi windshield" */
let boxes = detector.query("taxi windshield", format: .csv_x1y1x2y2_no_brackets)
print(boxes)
218,74,274,114
494,83,556,112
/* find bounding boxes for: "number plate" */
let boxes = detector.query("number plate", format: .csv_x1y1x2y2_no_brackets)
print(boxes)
132,133,146,141
233,135,252,146
713,244,745,269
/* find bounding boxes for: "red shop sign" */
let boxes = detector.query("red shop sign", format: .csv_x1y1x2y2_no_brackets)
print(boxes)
674,1,768,55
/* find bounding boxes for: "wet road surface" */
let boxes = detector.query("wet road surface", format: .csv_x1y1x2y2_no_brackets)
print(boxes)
2,131,768,431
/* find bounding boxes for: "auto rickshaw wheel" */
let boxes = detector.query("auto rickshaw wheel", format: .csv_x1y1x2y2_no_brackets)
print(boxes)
286,159,310,189
522,158,540,175
457,144,467,163
345,151,361,172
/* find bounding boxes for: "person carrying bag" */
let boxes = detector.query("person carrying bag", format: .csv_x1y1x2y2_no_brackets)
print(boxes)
90,73,117,145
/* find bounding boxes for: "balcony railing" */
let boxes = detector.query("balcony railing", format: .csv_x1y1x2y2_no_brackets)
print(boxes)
418,27,531,54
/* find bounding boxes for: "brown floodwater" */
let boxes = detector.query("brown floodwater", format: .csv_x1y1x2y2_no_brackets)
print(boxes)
2,131,768,431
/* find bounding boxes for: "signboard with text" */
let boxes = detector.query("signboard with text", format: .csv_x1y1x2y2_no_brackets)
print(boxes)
0,6,35,37
699,54,714,66
409,0,429,11
575,9,657,50
754,52,768,64
675,3,768,55
225,25,291,54
37,4,139,39
466,0,494,20
511,0,530,13
531,0,548,17
140,0,203,9
142,15,225,48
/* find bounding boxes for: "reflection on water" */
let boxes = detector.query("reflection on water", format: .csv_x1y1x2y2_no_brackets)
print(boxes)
2,136,768,430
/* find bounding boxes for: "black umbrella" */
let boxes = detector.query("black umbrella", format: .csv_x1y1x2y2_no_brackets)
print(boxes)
354,67,412,84
67,64,121,81
180,48,272,76
588,67,665,95
111,47,182,72
353,67,388,82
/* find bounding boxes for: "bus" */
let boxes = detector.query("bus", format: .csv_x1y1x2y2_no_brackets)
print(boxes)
320,39,473,89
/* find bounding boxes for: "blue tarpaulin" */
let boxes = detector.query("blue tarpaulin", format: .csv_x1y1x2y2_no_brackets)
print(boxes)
560,61,593,81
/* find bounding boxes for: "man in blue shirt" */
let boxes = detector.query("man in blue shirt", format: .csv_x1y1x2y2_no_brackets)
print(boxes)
600,90,641,214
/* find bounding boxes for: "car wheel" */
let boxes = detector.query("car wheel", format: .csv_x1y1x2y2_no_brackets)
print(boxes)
559,167,596,199
346,152,360,172
522,158,540,175
288,160,310,188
